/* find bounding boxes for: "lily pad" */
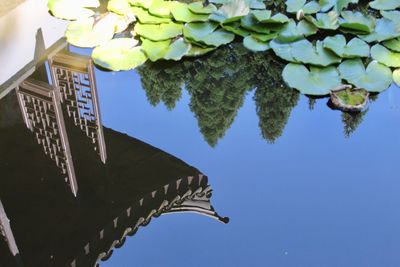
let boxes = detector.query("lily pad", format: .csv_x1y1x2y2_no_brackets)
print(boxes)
290,39,341,66
338,59,393,92
270,39,299,62
359,17,400,43
384,38,400,52
330,87,369,112
323,34,369,58
183,21,219,40
276,19,318,42
186,45,216,56
164,38,192,60
170,2,209,22
65,16,116,47
92,38,146,71
188,2,217,14
252,10,290,24
393,69,400,87
286,0,320,14
339,11,375,34
131,7,172,24
129,0,154,9
319,0,359,12
134,22,183,41
243,35,270,51
240,14,274,34
371,44,400,67
148,0,172,18
282,63,341,95
369,0,400,11
210,0,251,23
107,0,133,16
306,11,339,30
48,0,99,20
141,38,170,61
221,21,251,37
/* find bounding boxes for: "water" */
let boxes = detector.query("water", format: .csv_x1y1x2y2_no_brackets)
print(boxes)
1,43,400,267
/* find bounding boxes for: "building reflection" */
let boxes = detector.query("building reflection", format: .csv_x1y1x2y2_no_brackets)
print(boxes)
0,48,228,267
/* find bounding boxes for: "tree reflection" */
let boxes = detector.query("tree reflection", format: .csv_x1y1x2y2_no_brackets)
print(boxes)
342,110,368,137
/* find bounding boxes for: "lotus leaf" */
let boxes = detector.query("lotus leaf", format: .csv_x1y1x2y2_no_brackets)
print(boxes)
164,38,192,60
338,59,392,92
141,38,170,61
243,36,270,51
306,11,339,30
339,11,375,34
47,0,99,20
129,0,154,9
286,0,320,14
188,2,217,14
393,69,400,86
252,11,290,24
383,38,400,52
369,0,400,10
221,21,251,37
92,38,146,71
131,7,171,24
65,16,116,47
149,0,172,18
210,0,251,23
290,39,341,66
359,17,400,43
371,44,400,67
323,34,369,58
134,22,183,41
282,63,341,95
276,20,317,42
170,2,209,22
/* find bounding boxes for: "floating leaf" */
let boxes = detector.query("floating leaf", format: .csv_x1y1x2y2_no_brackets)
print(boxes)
381,10,400,25
277,19,317,42
92,38,146,71
369,0,400,11
330,88,369,112
282,63,341,95
339,11,375,34
131,6,172,24
393,69,400,86
319,0,358,12
243,35,270,51
149,0,172,18
286,0,320,14
323,34,369,58
240,14,274,34
134,22,183,41
48,0,99,20
164,38,192,60
108,0,133,16
129,0,154,9
249,0,266,9
270,39,298,62
359,17,400,42
252,10,290,24
252,32,278,41
210,0,251,23
186,45,216,56
184,22,234,47
188,2,217,14
371,44,400,67
306,11,339,30
383,38,400,52
141,38,170,61
65,16,116,47
290,39,341,66
221,21,251,37
170,2,209,22
338,59,392,92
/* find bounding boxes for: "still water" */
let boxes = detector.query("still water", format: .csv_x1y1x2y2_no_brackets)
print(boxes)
1,43,400,267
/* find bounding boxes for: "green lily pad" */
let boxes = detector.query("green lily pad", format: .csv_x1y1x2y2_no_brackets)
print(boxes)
252,10,290,24
359,17,400,43
323,34,369,58
210,0,251,23
92,38,146,71
330,88,369,112
221,21,251,37
339,11,375,34
65,16,116,47
48,0,99,20
148,0,172,18
186,45,216,56
183,21,219,40
286,0,320,14
371,44,400,67
164,38,192,60
306,11,339,30
141,38,170,61
188,2,217,14
249,0,266,9
383,38,400,52
319,0,359,12
240,14,273,34
252,32,279,41
393,69,400,87
370,0,400,11
270,39,299,62
338,59,392,92
129,0,154,9
282,63,341,95
276,19,318,42
134,22,183,41
131,6,172,24
243,35,270,51
107,0,133,16
290,39,341,66
170,2,209,22
200,29,236,46
381,10,400,25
